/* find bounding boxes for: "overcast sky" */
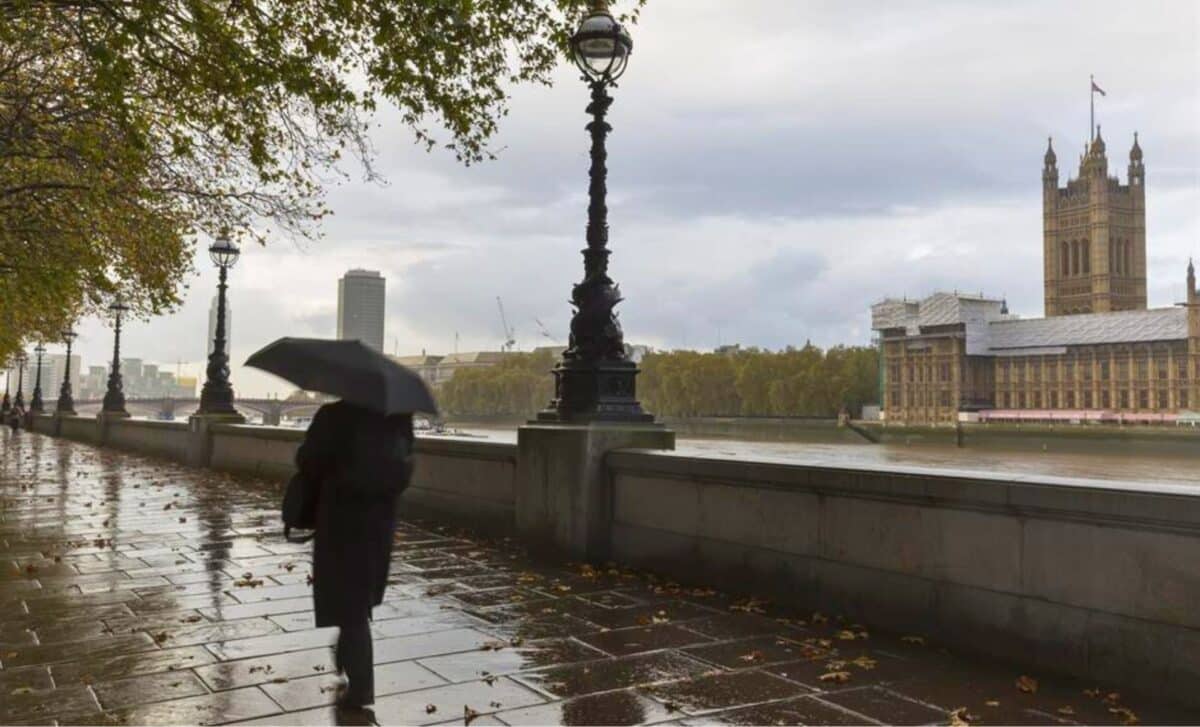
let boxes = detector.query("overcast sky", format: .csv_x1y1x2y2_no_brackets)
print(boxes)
68,0,1199,397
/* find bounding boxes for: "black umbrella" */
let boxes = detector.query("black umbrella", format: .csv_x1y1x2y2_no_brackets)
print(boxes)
245,337,437,415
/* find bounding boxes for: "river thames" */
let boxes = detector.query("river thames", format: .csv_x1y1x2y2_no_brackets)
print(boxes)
429,423,1200,491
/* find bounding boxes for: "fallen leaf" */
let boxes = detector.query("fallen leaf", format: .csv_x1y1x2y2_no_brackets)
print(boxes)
424,704,437,714
483,675,497,686
1104,692,1122,704
664,701,681,713
811,612,829,624
1083,688,1102,698
836,629,858,641
949,707,971,726
464,705,480,725
738,650,765,663
151,631,170,645
900,635,925,646
11,686,34,695
1058,706,1076,716
1016,675,1038,694
1109,706,1139,725
819,671,852,683
984,700,1000,708
851,656,877,670
270,677,289,684
480,640,507,651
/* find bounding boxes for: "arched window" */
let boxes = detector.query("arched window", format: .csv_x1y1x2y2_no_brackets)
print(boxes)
1124,241,1132,276
1071,241,1080,276
1082,240,1090,274
1061,241,1070,276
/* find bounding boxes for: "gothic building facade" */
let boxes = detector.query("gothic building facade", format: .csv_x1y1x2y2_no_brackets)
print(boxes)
873,131,1200,425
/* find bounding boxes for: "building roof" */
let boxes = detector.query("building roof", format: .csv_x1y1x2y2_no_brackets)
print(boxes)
987,307,1187,351
873,291,1189,355
438,351,510,365
390,354,443,367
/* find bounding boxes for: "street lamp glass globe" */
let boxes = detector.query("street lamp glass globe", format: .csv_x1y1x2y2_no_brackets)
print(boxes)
62,329,77,343
570,8,632,82
34,344,45,355
209,236,241,269
109,296,129,314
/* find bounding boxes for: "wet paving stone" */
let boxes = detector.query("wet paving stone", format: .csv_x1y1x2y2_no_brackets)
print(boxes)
1,684,101,724
819,686,948,725
64,685,282,726
4,432,1200,725
92,669,211,709
417,637,607,682
641,668,811,715
678,695,878,726
494,688,679,725
514,651,714,698
683,634,823,670
259,659,446,711
578,623,716,657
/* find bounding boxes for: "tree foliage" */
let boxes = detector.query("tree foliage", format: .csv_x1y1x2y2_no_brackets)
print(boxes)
0,0,644,361
440,349,557,418
438,345,880,418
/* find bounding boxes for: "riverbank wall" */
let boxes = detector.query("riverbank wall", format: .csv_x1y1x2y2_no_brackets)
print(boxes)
30,412,1200,709
865,421,1200,456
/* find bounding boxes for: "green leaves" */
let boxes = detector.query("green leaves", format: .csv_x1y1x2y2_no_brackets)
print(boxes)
1,0,646,359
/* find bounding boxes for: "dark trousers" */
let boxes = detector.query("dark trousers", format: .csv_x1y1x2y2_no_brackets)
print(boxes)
336,619,374,703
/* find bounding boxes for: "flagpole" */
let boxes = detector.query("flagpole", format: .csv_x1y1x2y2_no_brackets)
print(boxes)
1090,74,1094,143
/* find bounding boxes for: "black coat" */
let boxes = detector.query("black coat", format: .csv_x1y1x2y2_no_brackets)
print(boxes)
295,401,413,627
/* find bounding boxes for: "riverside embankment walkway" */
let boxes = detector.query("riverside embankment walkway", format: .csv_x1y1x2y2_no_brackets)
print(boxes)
0,430,1195,725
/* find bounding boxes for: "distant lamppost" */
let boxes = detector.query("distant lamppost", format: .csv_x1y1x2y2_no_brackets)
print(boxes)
539,0,650,422
57,329,77,415
103,297,130,415
2,361,11,413
29,344,46,413
13,354,26,409
198,234,240,415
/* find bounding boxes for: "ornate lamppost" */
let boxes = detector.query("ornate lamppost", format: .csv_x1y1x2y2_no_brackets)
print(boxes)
102,297,130,416
57,328,77,415
29,343,46,413
2,361,11,414
539,0,651,423
13,353,26,409
198,234,241,416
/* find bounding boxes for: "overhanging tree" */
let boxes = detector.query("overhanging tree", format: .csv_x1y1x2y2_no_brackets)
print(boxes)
0,0,644,359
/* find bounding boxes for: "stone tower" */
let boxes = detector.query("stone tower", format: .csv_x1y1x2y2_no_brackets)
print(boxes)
1042,128,1146,316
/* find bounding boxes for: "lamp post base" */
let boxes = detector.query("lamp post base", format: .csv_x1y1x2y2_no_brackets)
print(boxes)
537,359,654,424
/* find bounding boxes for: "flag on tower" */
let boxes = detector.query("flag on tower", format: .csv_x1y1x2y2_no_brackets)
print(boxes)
1091,79,1106,96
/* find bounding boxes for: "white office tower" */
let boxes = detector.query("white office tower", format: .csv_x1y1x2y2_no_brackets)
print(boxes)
208,294,232,357
337,269,386,352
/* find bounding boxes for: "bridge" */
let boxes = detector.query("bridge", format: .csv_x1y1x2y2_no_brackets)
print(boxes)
72,397,326,425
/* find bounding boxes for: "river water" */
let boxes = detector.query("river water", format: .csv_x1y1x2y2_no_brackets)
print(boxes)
428,423,1200,490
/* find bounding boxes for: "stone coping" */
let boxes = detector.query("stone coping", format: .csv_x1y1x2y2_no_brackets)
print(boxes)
608,449,1200,532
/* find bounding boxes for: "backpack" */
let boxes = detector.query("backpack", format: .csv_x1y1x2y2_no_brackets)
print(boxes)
282,469,319,543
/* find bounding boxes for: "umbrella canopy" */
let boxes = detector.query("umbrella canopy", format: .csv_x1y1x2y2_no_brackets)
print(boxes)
245,338,437,415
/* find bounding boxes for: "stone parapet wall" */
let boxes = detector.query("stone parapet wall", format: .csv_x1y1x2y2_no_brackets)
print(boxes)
606,449,1200,707
28,415,1200,707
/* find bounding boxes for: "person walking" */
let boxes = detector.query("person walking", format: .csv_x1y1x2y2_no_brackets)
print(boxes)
294,400,414,708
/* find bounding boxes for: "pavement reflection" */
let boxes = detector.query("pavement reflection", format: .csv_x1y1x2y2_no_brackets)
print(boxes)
1,430,1196,725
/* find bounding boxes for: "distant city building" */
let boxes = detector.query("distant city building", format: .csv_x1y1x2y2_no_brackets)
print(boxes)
337,269,386,352
16,353,80,404
208,294,232,356
873,129,1200,424
391,350,509,389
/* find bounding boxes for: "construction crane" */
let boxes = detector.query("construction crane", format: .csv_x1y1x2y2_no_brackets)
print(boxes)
534,318,556,341
496,297,516,352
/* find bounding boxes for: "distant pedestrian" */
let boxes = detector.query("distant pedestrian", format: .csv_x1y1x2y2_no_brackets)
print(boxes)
8,405,23,431
293,400,414,709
